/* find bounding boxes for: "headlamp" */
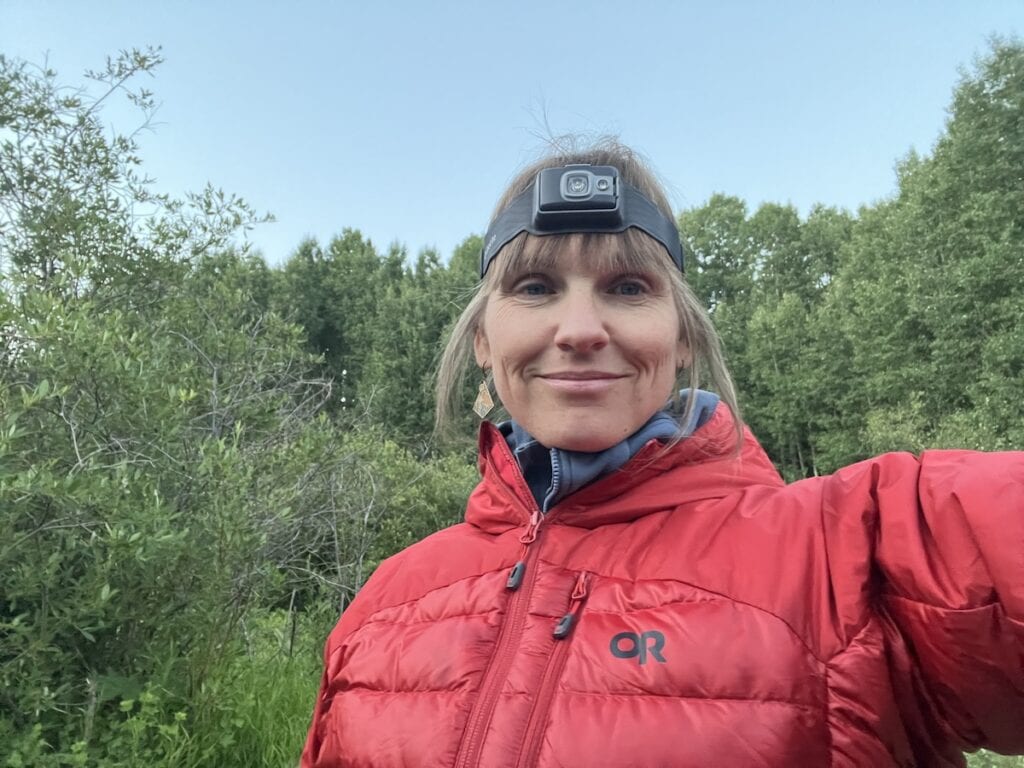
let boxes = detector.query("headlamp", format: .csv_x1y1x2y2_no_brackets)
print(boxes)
480,164,685,277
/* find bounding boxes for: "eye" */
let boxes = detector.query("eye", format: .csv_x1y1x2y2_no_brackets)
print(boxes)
511,274,554,297
609,277,650,297
521,282,551,296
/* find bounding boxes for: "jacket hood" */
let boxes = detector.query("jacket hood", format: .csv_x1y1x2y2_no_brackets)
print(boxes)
467,401,784,534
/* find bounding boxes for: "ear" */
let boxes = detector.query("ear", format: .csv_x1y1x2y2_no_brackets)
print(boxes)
474,325,491,369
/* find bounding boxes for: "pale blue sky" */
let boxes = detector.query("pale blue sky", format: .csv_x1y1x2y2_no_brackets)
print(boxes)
4,2,1023,265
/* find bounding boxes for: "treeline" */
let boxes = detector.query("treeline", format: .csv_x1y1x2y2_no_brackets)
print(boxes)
685,41,1024,477
1,41,1021,767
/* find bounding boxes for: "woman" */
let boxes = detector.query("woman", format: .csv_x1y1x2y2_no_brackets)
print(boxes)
302,142,1023,767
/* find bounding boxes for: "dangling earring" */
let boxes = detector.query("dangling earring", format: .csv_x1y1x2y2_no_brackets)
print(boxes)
473,377,495,419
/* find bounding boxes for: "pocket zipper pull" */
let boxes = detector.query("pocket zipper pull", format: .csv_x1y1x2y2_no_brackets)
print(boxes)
553,571,590,640
506,561,526,591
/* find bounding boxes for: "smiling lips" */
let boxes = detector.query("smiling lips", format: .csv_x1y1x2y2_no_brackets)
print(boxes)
538,371,625,394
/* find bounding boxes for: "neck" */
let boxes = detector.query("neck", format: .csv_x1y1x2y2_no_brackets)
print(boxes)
502,389,720,512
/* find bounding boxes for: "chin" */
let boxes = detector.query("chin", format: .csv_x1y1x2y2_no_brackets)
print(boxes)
535,427,624,454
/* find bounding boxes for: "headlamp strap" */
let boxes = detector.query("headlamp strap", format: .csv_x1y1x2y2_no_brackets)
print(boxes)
480,171,685,276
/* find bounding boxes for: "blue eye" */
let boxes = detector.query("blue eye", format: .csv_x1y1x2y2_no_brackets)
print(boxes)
514,277,553,296
612,280,646,296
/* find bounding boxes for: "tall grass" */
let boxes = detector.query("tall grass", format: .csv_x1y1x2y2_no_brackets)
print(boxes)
177,608,330,768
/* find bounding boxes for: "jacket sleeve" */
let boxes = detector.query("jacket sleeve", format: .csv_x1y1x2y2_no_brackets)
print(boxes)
828,449,1024,754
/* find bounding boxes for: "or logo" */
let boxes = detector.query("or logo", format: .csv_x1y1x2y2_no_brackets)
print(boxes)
610,630,666,665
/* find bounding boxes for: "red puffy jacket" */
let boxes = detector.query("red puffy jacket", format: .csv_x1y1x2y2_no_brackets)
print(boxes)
301,405,1024,767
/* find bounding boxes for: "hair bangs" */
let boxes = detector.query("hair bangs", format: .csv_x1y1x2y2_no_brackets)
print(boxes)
486,230,676,293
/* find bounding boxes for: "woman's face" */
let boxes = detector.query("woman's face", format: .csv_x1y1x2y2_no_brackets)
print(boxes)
474,238,689,453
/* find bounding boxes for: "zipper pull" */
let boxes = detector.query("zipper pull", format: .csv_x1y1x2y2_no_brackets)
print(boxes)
571,571,589,600
506,560,526,591
506,509,542,593
519,508,542,545
553,571,590,640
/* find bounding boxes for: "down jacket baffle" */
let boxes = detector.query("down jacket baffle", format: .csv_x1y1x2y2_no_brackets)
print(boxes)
301,403,1024,768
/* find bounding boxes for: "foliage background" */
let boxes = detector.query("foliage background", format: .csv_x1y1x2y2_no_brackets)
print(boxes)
1,42,1021,766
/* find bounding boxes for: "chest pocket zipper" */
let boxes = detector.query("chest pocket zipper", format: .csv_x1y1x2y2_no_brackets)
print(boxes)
517,571,591,768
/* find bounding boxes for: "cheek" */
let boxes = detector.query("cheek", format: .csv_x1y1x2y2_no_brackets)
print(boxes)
629,326,682,374
486,307,545,373
491,347,533,407
484,334,530,402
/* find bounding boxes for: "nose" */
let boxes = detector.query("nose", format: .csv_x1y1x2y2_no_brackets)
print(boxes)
553,287,609,353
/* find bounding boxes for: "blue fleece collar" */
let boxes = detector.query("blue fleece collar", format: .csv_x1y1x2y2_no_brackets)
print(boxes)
501,389,720,513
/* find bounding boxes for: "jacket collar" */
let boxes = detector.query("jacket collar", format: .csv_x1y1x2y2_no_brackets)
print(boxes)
466,401,784,533
503,409,684,513
502,389,722,513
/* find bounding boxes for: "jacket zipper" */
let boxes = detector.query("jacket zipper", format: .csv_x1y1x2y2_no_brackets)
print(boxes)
454,507,544,768
516,571,591,768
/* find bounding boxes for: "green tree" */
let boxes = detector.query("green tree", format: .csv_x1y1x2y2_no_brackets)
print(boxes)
276,230,399,416
681,197,854,477
357,242,480,444
819,39,1024,459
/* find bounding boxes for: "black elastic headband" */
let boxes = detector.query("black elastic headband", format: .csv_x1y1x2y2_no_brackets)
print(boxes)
480,164,685,277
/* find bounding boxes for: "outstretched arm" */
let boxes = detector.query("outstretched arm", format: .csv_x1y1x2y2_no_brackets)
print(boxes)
839,450,1024,754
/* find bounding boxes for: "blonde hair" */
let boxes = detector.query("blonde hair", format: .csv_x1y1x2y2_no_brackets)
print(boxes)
435,139,742,445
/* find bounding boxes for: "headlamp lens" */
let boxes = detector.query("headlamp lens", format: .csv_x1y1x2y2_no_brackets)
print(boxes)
564,173,590,197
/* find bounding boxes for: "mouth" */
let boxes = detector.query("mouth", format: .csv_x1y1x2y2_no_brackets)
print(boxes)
539,371,625,381
537,371,625,394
